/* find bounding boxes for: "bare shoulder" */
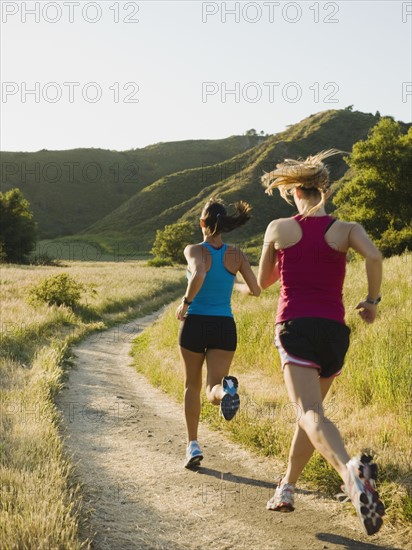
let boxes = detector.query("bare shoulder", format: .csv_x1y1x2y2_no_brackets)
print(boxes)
333,219,357,229
184,244,210,272
343,221,373,242
184,243,203,258
225,244,244,257
324,219,362,252
266,217,293,228
330,219,359,236
264,217,294,239
278,217,299,228
224,245,245,270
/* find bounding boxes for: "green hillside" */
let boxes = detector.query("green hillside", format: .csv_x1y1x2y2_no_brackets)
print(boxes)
0,135,264,238
79,109,383,252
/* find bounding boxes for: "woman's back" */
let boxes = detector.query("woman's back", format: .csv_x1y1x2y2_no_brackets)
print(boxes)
187,243,237,317
276,215,347,323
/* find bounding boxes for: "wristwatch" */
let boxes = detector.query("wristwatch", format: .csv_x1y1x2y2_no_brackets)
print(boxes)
182,296,192,305
365,294,381,305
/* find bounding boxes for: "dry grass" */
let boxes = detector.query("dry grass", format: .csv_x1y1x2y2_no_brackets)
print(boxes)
131,253,412,533
0,261,185,549
1,253,410,546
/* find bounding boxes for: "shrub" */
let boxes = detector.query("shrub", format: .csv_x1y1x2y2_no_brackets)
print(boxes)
147,256,173,267
28,273,86,308
150,221,195,264
377,225,412,257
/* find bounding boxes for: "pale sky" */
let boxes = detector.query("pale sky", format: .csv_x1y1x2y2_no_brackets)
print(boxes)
1,0,411,151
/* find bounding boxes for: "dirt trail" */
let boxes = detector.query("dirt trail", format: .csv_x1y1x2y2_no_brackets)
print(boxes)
57,311,405,550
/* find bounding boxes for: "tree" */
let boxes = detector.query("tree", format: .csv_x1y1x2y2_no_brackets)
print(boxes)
0,188,37,263
150,221,195,265
333,118,412,255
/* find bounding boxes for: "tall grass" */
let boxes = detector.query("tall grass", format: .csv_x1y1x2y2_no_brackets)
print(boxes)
0,261,185,549
131,253,412,532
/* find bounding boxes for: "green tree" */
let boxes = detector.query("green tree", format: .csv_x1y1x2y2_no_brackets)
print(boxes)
150,221,195,265
333,118,412,254
0,188,37,263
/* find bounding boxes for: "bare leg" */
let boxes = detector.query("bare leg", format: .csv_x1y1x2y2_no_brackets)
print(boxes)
283,364,350,482
283,375,335,484
179,347,204,442
205,349,235,405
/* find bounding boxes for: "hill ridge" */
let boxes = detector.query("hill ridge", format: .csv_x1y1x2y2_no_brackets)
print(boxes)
82,109,384,250
0,135,265,238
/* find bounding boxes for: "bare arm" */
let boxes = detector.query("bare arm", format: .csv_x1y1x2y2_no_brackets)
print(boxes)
235,251,261,296
176,245,207,320
348,223,383,324
258,221,280,289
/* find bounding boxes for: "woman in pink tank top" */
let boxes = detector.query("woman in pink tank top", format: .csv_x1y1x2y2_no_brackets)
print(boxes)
258,150,385,535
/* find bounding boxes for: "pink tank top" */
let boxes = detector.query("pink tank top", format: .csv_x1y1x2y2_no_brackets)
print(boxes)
276,215,347,324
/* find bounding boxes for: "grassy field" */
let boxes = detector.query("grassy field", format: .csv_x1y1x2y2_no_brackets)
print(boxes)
1,254,410,547
0,261,185,549
131,253,412,535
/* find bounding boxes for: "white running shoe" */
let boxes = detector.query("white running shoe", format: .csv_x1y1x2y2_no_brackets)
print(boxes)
184,441,203,469
267,479,295,512
343,454,385,535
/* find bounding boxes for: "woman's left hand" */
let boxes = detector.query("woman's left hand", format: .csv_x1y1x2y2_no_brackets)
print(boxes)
234,282,253,295
355,301,378,324
176,302,188,321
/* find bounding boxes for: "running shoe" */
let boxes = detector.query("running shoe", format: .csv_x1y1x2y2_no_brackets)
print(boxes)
267,479,295,512
184,441,203,469
342,454,385,535
220,376,240,421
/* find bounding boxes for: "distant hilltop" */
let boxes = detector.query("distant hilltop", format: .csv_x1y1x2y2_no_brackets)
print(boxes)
1,109,410,253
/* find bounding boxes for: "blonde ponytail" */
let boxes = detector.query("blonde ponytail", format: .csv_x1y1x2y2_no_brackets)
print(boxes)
261,149,344,216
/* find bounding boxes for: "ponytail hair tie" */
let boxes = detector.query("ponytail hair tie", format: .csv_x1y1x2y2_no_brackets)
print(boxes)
216,213,221,218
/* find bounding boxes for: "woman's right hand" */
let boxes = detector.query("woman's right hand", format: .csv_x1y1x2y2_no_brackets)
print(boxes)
176,302,188,321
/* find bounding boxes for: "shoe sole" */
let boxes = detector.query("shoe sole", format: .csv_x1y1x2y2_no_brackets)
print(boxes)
184,454,203,469
267,502,295,512
223,375,238,393
358,489,385,535
349,454,385,536
220,393,240,421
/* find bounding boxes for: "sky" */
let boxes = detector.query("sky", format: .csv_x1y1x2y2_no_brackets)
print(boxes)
1,0,411,152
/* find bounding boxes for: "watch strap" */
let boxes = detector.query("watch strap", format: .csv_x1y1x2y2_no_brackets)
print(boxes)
365,295,381,305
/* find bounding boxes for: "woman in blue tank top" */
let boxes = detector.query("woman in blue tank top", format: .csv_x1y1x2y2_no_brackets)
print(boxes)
176,198,260,468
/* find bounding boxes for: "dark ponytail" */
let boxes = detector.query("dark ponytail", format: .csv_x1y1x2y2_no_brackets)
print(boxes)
202,198,251,236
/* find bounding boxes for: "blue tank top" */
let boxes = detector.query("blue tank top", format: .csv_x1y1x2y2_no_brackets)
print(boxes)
187,243,235,317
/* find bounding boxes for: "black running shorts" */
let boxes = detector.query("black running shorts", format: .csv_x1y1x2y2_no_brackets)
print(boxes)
275,317,351,378
179,314,237,353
